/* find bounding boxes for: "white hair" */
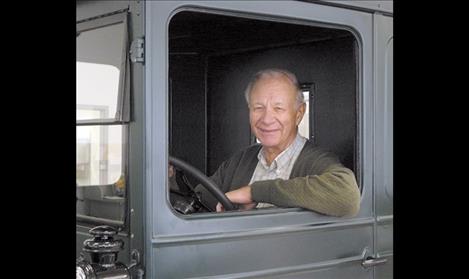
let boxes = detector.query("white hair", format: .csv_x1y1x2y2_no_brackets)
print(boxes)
244,69,304,107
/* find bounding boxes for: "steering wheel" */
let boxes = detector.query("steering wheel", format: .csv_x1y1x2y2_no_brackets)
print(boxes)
169,156,237,211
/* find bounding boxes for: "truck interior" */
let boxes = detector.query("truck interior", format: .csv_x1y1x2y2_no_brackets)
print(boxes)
168,11,359,212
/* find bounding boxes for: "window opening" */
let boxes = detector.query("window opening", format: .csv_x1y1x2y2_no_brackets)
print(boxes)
168,10,359,215
76,10,129,227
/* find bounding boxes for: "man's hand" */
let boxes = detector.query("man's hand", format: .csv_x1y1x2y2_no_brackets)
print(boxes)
216,185,257,212
168,164,175,178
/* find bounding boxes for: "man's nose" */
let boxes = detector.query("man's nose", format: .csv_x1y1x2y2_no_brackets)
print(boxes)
260,108,275,125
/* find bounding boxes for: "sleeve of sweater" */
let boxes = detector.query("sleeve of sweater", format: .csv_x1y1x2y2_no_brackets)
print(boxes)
250,156,361,217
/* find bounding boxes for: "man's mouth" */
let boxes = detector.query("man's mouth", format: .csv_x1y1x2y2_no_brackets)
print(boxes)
258,128,280,133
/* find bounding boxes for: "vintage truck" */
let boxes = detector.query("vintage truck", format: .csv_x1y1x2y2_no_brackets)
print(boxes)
76,1,393,278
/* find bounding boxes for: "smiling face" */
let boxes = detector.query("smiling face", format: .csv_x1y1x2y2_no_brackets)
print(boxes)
249,75,305,154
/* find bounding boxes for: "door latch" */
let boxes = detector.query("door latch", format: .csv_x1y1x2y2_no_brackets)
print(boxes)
361,256,388,268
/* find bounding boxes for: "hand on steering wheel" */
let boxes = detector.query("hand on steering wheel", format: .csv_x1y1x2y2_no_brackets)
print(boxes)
169,156,237,211
215,186,257,212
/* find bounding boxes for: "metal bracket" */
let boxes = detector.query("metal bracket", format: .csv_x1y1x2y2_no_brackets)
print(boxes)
130,38,145,64
127,249,141,269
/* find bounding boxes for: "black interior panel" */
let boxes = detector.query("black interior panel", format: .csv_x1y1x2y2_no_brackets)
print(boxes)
169,11,357,182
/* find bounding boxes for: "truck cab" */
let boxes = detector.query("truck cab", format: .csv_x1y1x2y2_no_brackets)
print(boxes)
76,1,393,278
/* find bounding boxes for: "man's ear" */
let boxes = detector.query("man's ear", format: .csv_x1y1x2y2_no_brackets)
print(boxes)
296,102,306,126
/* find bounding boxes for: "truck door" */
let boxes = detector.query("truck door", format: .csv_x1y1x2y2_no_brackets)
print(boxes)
145,1,380,278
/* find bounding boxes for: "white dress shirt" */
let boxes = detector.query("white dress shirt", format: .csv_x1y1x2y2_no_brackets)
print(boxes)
249,133,307,208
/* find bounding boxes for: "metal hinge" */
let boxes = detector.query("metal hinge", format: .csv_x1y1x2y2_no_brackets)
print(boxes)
130,38,145,64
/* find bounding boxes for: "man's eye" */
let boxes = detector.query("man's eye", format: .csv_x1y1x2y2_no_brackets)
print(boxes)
275,107,284,111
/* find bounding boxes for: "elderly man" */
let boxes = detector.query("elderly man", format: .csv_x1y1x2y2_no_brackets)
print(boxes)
194,69,360,217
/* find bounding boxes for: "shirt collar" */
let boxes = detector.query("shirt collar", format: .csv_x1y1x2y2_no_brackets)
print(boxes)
257,133,306,171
